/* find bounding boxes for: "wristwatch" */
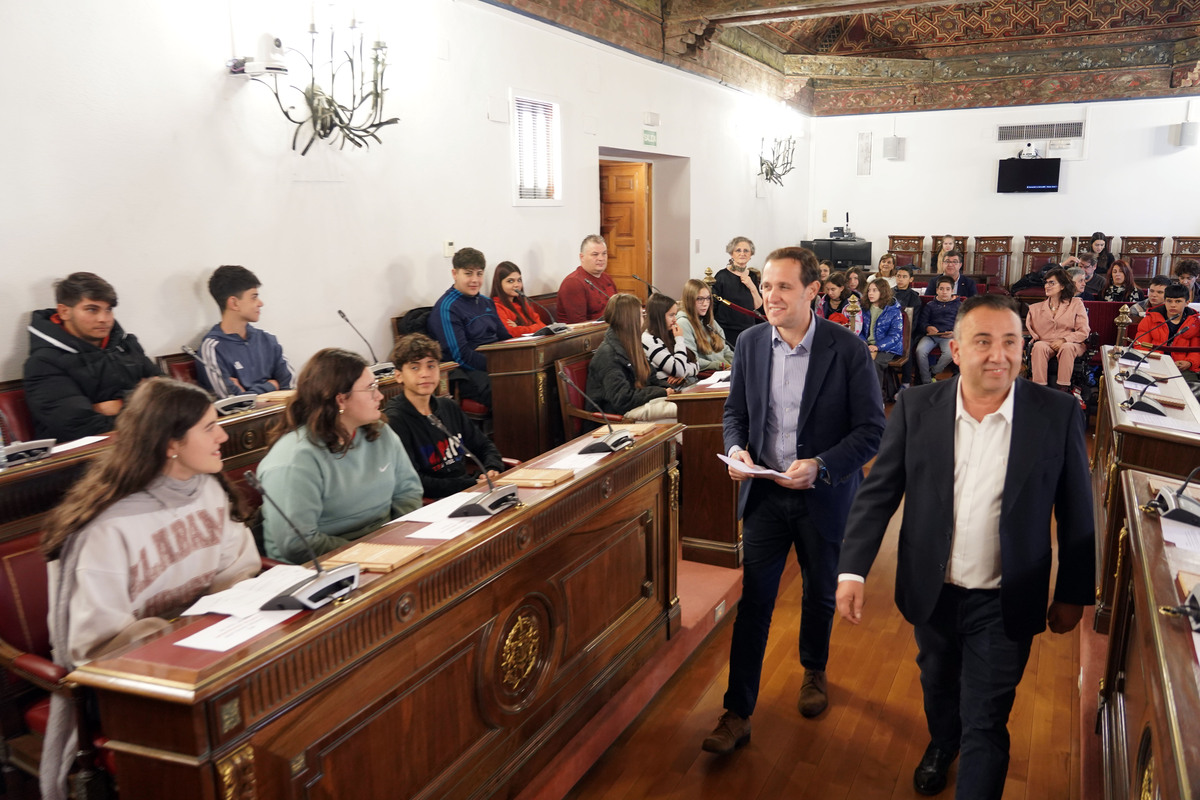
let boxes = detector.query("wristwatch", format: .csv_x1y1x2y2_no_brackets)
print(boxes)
814,457,830,484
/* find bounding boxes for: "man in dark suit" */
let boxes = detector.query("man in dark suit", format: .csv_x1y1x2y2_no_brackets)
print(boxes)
922,250,977,298
702,246,885,755
836,293,1093,798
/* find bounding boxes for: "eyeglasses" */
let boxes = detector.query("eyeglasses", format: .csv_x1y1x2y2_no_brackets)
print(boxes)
696,296,711,303
352,381,380,393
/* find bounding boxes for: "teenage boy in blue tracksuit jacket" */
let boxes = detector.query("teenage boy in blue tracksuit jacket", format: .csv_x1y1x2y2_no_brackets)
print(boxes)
428,247,511,407
196,265,294,398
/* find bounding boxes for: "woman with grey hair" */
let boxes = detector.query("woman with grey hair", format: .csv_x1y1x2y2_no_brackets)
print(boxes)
712,236,764,347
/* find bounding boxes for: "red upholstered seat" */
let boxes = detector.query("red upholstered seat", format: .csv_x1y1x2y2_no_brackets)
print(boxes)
156,353,199,385
23,696,50,734
555,352,623,439
0,380,36,442
461,398,489,417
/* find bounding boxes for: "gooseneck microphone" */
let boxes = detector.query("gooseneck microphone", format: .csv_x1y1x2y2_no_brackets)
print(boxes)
425,415,520,516
338,309,395,378
0,406,54,467
632,274,663,297
517,290,569,335
1149,465,1200,531
584,278,613,301
244,471,361,610
557,370,635,454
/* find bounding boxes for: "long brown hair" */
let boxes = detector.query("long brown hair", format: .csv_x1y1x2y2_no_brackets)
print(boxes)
1109,259,1133,287
42,378,245,559
644,293,678,349
604,294,651,387
273,348,382,456
490,261,537,325
681,279,724,355
867,277,895,309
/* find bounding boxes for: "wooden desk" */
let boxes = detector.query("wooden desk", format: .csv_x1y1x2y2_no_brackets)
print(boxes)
478,322,607,461
1097,470,1200,800
0,378,406,543
70,426,682,800
1092,347,1200,631
668,384,741,568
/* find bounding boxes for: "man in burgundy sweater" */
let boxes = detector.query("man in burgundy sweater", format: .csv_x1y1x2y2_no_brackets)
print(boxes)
556,234,617,323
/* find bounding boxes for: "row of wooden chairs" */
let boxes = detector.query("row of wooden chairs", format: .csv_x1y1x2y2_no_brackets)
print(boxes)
887,235,1200,290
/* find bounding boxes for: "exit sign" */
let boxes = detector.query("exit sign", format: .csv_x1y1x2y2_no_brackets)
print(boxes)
643,129,657,146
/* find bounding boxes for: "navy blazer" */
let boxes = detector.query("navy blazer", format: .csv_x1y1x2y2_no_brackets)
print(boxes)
723,317,885,538
838,377,1095,640
923,274,978,297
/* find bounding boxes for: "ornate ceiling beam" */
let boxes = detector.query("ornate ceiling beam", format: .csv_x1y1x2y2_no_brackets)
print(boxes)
665,0,978,25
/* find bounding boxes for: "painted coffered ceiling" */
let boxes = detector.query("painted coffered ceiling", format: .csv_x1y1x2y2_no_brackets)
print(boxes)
484,0,1200,114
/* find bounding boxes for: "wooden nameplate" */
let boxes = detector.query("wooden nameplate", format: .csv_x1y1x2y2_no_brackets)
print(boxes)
502,468,575,488
325,542,424,573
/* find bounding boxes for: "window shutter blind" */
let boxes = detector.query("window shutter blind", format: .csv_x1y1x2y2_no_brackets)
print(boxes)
515,96,557,200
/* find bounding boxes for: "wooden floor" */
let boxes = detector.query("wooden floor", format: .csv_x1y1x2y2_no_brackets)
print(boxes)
566,506,1082,800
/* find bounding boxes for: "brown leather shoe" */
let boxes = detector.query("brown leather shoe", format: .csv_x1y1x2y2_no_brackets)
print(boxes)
701,710,751,755
798,669,828,718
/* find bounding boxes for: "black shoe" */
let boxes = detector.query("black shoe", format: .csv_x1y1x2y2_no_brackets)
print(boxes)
913,742,957,796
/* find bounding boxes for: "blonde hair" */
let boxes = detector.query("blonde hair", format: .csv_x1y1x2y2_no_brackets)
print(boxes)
681,279,724,355
603,294,651,387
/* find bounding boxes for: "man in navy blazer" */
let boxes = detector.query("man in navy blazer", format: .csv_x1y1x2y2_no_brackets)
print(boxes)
702,246,885,756
922,250,977,298
836,294,1093,798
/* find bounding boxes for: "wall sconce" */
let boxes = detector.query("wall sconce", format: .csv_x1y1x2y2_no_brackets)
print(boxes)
758,136,796,186
228,16,399,155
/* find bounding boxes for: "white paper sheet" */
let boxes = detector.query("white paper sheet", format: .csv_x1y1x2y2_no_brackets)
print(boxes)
1127,410,1200,433
698,370,731,386
716,453,790,479
181,565,317,617
399,492,481,523
1122,380,1165,395
405,518,479,541
546,452,609,470
175,610,301,652
1161,518,1200,553
49,435,107,454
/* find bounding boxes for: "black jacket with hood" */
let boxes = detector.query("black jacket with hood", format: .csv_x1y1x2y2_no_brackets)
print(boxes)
384,393,504,499
23,309,161,441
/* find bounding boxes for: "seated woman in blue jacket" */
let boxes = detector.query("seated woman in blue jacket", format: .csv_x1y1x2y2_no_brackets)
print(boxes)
859,277,905,400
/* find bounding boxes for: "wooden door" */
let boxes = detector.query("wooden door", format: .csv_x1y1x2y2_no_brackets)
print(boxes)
599,161,652,301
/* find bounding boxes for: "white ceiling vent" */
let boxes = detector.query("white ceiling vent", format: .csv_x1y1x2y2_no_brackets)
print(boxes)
997,121,1084,142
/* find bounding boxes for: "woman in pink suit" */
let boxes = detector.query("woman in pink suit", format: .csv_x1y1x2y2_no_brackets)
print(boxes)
1027,267,1089,390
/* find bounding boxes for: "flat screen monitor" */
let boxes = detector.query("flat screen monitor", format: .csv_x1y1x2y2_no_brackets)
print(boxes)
801,239,872,269
997,158,1061,193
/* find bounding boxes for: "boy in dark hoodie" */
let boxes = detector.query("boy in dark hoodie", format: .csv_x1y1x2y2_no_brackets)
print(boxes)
24,272,161,441
384,334,505,499
196,265,295,398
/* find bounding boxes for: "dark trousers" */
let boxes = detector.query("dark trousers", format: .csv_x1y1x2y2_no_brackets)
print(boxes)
451,367,492,407
722,481,840,718
914,585,1033,800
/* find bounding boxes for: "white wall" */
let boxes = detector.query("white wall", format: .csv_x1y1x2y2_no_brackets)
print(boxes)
807,98,1200,275
0,0,809,381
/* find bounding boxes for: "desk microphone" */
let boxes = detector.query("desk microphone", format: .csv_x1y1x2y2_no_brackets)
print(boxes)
584,279,613,301
517,290,569,335
425,415,520,516
1120,373,1187,416
1148,465,1200,530
557,370,635,454
632,274,663,297
1114,314,1170,379
244,471,361,610
338,310,395,378
0,407,54,468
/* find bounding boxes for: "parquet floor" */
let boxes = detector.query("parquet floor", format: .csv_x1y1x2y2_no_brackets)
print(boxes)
566,505,1081,800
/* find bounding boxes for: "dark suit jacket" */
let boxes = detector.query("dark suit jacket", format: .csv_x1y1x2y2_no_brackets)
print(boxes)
723,317,885,538
923,274,978,298
838,378,1094,640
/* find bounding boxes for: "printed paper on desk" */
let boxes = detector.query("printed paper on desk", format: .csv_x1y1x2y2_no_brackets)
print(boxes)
1127,410,1200,433
698,370,732,386
405,518,478,541
175,610,301,652
1160,518,1200,553
1122,381,1165,395
399,492,480,523
547,452,609,471
182,565,316,617
49,435,107,454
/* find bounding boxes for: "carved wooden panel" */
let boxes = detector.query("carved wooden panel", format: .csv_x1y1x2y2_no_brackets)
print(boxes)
1021,236,1063,274
887,235,924,269
1120,236,1164,278
1070,234,1113,260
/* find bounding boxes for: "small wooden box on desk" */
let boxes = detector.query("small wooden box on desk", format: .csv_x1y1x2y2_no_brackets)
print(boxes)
478,321,607,462
668,383,741,568
1093,347,1200,632
69,424,681,800
1096,470,1200,800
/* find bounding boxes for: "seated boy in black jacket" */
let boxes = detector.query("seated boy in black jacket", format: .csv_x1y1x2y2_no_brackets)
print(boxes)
385,334,505,499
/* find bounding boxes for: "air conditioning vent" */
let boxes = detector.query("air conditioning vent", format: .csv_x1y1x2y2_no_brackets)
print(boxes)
998,121,1084,142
